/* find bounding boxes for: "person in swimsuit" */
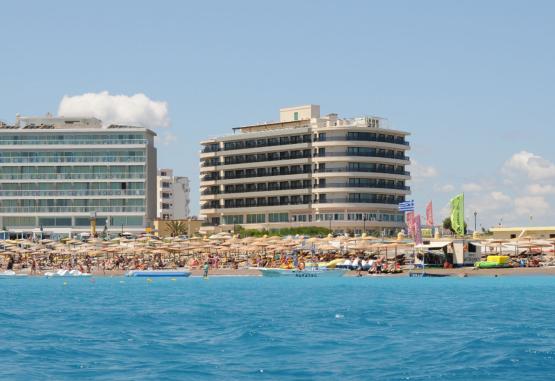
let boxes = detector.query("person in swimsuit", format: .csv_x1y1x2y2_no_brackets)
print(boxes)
203,261,209,278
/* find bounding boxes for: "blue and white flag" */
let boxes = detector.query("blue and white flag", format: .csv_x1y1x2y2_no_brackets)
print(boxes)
398,200,415,212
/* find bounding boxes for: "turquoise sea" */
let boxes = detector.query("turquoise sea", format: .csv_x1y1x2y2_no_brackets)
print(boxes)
1,276,554,380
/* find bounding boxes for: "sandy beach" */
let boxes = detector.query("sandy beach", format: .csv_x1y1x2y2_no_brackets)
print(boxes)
16,266,555,277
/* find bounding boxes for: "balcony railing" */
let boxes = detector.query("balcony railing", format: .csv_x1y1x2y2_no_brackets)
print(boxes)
223,185,311,194
315,168,410,176
0,206,145,213
223,200,311,209
316,197,402,205
223,169,311,180
201,146,221,153
315,183,410,191
316,152,409,160
221,137,312,152
201,175,221,181
0,173,145,180
201,199,312,209
0,190,145,197
0,139,148,146
223,153,311,166
316,135,409,145
0,157,146,164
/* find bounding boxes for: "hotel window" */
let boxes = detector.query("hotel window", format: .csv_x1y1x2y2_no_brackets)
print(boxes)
223,215,243,225
293,112,299,121
247,214,265,223
268,213,288,223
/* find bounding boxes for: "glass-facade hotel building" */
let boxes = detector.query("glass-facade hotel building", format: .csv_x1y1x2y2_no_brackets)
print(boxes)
0,115,157,234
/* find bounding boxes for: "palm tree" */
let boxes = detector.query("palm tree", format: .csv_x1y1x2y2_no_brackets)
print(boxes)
166,220,188,237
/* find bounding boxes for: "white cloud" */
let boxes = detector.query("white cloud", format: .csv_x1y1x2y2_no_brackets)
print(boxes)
503,151,555,180
156,131,177,146
527,184,555,195
436,184,455,193
514,196,550,217
58,91,170,128
410,160,438,182
490,191,512,203
462,183,483,192
465,191,512,227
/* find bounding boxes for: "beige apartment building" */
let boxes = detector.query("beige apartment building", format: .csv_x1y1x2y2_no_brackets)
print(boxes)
199,105,410,235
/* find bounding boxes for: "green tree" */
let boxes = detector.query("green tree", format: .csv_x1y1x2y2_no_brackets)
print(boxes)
236,225,332,237
442,217,467,234
167,221,188,237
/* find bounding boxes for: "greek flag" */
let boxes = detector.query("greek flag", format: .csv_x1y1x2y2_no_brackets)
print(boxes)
398,200,415,212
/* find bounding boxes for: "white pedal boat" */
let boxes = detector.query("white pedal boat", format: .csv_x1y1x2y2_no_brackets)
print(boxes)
44,269,92,277
259,267,347,278
0,270,28,278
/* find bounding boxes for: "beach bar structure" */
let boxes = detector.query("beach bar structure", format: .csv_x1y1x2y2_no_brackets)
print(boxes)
0,115,157,234
200,105,411,235
490,226,555,240
415,239,483,266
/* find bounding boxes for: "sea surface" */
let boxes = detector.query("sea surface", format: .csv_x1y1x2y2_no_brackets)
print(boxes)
0,275,554,380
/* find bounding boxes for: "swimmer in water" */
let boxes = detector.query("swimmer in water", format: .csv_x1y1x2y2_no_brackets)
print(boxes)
203,261,209,278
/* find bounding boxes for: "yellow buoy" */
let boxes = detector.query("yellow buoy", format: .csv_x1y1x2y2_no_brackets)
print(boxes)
170,278,176,281
63,281,68,286
147,278,153,283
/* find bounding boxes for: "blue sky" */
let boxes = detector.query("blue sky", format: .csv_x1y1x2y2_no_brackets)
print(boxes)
1,0,554,227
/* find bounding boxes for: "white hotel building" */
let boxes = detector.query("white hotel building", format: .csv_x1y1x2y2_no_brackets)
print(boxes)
0,115,157,234
157,168,191,220
200,105,410,235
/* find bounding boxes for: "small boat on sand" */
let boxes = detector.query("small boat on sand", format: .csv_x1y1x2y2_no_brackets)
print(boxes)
409,271,449,278
259,267,347,278
125,269,191,277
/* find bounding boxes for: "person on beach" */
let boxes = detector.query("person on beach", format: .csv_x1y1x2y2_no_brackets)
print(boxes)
203,261,209,278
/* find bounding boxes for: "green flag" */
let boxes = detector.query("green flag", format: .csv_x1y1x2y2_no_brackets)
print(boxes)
450,193,465,235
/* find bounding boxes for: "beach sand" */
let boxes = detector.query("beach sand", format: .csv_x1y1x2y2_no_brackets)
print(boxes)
20,266,555,277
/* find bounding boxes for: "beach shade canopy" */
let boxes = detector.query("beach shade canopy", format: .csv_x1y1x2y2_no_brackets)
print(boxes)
318,244,338,252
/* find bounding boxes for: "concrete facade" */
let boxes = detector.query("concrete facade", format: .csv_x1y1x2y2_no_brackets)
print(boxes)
490,226,555,240
157,168,190,220
200,105,411,235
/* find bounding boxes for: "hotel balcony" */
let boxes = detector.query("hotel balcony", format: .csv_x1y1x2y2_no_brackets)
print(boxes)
0,173,145,182
314,167,410,177
0,206,146,214
0,189,146,198
313,133,409,146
